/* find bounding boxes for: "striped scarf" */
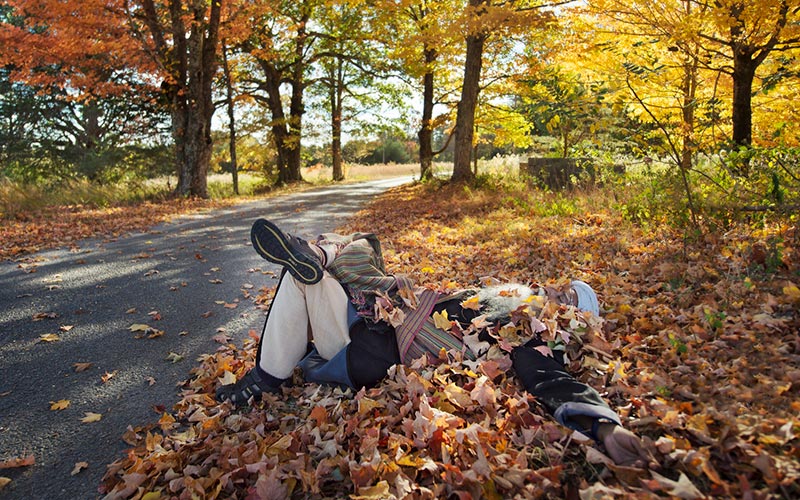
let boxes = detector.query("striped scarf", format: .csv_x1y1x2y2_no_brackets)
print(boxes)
324,232,475,363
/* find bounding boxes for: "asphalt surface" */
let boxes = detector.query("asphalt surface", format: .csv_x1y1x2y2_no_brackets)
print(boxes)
0,177,412,499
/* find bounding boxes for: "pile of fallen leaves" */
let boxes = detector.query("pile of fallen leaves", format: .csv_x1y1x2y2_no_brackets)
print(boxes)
0,198,233,261
95,182,798,499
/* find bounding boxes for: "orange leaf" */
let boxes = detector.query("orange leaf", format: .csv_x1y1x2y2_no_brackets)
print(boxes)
0,455,35,469
310,405,327,427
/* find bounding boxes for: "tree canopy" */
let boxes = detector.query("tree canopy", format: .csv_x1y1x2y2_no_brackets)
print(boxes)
1,0,798,193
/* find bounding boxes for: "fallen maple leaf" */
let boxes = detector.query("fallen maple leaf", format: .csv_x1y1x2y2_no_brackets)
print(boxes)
460,294,481,310
73,362,92,372
129,323,151,332
432,310,451,330
81,412,102,423
649,471,703,499
59,325,74,332
0,477,10,490
165,352,183,363
38,333,60,343
145,377,156,386
50,399,70,411
783,284,800,303
32,312,58,321
101,371,118,383
352,480,391,500
310,405,327,426
212,333,231,344
70,461,88,476
0,455,35,469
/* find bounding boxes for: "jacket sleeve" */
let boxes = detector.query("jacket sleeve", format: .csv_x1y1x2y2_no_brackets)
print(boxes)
511,339,621,435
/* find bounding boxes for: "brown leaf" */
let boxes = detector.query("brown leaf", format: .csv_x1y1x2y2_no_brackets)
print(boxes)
32,312,58,321
648,471,703,499
70,461,88,476
101,370,117,383
73,362,93,372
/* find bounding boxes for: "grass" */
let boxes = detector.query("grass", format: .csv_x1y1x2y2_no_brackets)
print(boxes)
0,165,429,219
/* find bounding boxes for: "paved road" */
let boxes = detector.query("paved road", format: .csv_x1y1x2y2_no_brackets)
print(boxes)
0,177,412,499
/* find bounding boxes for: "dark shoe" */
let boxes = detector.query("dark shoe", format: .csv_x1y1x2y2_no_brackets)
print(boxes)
215,367,281,406
250,218,324,284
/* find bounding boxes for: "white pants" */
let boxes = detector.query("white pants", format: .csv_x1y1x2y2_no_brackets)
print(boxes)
258,271,351,379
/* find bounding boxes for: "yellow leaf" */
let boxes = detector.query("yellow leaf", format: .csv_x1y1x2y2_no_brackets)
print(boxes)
129,324,151,332
38,334,60,343
70,461,88,476
81,412,102,423
443,383,472,408
783,284,800,303
141,492,162,500
396,455,424,467
352,481,391,500
432,310,451,331
50,399,70,411
158,412,176,430
357,397,384,415
460,295,481,310
0,477,10,490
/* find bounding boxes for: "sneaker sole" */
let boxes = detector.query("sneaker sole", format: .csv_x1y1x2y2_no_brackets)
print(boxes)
251,219,323,284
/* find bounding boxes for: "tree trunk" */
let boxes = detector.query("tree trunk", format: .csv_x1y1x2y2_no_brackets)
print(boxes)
282,72,304,184
451,7,486,183
221,42,238,195
141,0,221,199
279,18,308,184
418,47,436,181
731,51,757,147
330,58,344,182
679,52,699,229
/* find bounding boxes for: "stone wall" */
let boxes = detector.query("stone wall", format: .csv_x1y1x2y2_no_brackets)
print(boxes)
522,157,595,190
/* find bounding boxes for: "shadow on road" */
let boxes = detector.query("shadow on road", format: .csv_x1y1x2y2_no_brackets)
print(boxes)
0,177,412,499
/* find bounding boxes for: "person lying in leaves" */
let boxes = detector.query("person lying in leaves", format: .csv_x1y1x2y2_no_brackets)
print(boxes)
216,219,653,468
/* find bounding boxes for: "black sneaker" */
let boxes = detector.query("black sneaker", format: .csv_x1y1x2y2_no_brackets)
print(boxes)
250,218,324,284
215,367,282,406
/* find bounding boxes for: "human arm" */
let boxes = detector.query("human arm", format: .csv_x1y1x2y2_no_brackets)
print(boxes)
511,339,652,467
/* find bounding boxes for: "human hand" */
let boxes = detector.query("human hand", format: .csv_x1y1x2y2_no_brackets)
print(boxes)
597,423,657,468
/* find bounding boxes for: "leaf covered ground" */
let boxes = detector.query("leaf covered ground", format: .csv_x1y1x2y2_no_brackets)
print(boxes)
0,198,234,261
51,182,800,498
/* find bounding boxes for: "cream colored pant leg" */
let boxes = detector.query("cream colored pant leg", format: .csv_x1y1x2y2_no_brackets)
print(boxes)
257,271,350,378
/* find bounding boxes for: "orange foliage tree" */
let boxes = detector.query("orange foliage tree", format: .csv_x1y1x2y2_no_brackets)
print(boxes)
1,0,223,197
